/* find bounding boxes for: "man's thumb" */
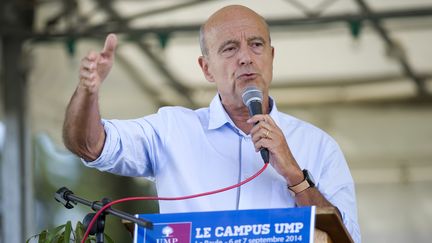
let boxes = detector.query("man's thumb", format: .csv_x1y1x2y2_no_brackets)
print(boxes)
102,33,117,56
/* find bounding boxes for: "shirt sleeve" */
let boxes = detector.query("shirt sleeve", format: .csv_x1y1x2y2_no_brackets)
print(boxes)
318,139,361,243
82,115,164,178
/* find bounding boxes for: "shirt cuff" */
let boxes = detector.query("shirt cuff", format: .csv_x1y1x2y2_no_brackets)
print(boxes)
81,120,118,171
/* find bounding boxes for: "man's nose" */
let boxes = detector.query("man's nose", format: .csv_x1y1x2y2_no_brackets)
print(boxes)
238,46,253,65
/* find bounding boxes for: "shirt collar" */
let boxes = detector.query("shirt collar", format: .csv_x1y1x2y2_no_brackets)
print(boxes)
208,94,281,130
208,94,233,130
268,97,281,126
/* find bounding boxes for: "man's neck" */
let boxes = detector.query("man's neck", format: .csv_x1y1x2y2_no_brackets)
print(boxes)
222,97,270,134
228,105,254,134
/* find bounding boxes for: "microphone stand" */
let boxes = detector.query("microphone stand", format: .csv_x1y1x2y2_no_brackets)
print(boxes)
55,187,153,243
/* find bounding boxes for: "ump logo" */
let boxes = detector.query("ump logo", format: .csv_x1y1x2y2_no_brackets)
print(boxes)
149,222,191,243
162,226,174,237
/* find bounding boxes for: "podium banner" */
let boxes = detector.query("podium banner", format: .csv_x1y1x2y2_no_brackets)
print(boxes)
134,206,315,243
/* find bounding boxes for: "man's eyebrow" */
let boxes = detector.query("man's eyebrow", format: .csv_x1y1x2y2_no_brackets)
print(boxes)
217,40,239,54
248,36,266,44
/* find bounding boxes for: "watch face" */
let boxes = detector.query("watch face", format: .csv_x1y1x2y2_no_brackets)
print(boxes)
304,170,315,186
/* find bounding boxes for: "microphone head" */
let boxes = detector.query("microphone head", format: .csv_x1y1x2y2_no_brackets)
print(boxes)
242,86,263,106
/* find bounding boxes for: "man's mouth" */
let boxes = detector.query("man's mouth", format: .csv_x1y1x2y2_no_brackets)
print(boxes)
237,73,258,80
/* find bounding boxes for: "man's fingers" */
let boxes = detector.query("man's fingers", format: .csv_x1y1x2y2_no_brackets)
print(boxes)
81,58,96,70
101,33,118,57
247,114,274,125
247,114,264,124
87,51,98,61
254,139,272,153
251,128,272,144
79,68,94,80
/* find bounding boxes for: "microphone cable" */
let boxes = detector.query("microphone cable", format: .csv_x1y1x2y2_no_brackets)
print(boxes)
81,163,269,243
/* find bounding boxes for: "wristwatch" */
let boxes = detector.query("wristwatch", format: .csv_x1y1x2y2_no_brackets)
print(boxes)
287,169,315,196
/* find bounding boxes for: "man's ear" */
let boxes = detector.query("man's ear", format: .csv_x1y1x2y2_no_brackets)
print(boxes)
198,56,215,83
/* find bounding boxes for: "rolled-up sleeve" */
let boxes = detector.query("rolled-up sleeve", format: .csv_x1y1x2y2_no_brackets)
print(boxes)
318,140,361,243
328,183,361,243
82,117,160,178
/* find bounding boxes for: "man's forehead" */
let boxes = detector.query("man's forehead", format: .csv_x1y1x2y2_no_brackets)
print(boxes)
205,19,269,43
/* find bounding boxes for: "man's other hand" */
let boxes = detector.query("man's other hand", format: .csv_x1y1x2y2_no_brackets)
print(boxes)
79,33,118,93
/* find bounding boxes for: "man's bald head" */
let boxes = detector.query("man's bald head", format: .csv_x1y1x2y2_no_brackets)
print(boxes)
199,5,270,56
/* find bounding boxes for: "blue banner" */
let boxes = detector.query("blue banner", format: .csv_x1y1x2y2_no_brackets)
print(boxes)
134,207,315,243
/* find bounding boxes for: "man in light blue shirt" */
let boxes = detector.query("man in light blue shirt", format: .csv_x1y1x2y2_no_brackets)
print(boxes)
63,5,360,242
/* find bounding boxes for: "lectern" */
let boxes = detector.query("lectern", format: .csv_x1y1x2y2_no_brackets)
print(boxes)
315,207,354,243
126,207,353,243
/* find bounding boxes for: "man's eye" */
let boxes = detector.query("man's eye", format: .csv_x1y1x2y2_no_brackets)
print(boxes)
223,46,236,52
252,42,263,47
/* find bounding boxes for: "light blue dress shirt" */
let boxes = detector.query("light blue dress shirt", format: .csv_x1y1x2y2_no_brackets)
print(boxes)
85,95,360,242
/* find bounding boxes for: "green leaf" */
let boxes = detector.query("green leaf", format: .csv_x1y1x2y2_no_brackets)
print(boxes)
27,220,113,243
74,221,85,242
46,224,66,242
56,234,64,243
87,235,96,243
51,233,61,243
104,233,115,243
74,221,94,243
25,229,50,243
38,230,48,243
25,230,47,243
63,221,72,243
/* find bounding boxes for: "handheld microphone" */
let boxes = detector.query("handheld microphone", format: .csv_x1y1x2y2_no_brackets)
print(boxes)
242,86,269,163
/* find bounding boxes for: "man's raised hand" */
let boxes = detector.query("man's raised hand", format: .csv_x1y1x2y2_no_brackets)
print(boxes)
79,33,118,93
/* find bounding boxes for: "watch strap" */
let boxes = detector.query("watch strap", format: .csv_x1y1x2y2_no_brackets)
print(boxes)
288,179,311,197
287,170,313,196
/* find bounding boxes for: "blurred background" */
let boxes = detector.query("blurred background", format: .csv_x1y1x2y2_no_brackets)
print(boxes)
1,0,432,242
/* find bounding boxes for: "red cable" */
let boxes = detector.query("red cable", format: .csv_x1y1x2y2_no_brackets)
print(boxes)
81,163,268,243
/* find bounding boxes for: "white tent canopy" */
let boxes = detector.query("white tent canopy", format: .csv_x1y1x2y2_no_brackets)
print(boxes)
30,0,432,107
